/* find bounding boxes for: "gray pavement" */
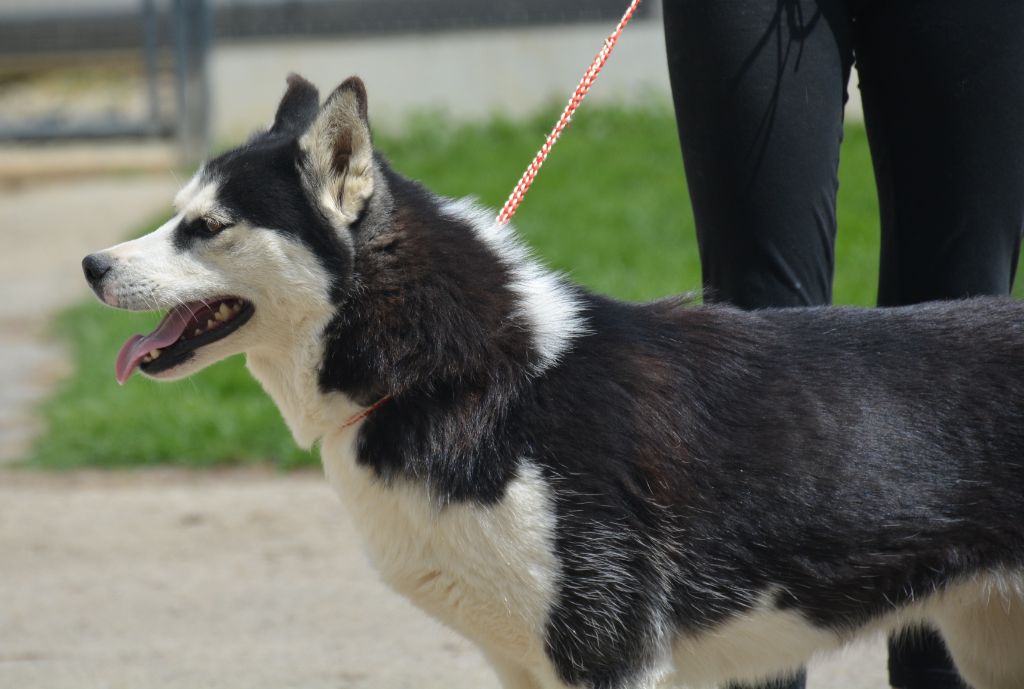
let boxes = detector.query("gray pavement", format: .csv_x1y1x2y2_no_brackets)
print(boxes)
0,469,497,689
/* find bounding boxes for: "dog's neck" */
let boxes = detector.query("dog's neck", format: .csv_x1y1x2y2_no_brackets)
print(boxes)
246,308,361,449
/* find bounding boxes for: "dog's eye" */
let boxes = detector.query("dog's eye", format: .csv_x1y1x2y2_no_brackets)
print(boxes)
204,218,229,234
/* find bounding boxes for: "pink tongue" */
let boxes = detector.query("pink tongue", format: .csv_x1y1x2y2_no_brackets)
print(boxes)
115,305,194,385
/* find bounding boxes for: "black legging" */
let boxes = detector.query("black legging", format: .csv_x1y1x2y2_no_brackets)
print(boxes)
663,0,1024,687
665,0,1024,310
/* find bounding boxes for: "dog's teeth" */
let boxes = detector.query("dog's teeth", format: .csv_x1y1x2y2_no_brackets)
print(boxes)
216,303,231,321
231,303,241,314
194,329,202,336
142,355,152,363
149,349,160,359
206,319,216,330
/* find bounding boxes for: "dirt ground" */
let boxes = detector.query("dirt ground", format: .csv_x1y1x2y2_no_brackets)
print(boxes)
0,172,887,689
0,468,497,689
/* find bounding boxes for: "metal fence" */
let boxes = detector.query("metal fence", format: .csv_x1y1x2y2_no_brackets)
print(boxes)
0,1,650,53
0,0,650,157
0,0,211,161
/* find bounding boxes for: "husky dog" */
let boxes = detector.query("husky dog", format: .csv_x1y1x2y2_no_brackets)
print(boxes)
82,75,1024,689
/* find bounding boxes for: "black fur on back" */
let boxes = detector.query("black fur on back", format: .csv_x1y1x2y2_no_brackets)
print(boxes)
206,122,1024,689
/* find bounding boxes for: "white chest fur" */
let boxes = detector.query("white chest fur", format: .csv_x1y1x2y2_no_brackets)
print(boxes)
320,426,560,663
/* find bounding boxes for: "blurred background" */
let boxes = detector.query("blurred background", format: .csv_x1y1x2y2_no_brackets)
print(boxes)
0,1,941,687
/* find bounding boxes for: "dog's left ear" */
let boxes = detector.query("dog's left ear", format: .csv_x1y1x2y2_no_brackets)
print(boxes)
270,73,320,136
299,76,374,227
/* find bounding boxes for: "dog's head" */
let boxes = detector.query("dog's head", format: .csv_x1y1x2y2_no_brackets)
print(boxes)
83,75,376,384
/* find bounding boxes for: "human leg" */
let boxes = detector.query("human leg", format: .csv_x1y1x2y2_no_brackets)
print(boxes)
855,0,1024,307
855,1,1024,685
663,0,854,309
664,3,853,687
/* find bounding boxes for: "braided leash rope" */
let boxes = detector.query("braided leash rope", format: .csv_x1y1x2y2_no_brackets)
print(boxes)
339,395,393,431
496,0,643,226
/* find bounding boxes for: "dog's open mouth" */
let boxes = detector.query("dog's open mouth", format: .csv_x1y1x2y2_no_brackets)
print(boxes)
115,297,254,384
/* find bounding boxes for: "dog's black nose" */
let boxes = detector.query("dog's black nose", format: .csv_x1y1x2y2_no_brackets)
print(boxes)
82,253,112,289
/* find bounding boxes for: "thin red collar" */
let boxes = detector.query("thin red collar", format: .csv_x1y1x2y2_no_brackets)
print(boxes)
339,395,392,431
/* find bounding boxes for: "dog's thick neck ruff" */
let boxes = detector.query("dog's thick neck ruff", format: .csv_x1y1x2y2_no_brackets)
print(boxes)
83,75,1024,689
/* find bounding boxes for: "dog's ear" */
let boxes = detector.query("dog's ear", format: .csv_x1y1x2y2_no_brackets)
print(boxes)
299,76,374,227
270,73,320,136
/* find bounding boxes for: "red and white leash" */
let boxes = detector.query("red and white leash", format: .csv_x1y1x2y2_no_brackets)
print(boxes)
341,0,642,431
496,0,643,225
339,394,393,431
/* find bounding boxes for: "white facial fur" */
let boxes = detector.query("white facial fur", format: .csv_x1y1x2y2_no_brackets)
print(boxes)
92,83,380,444
94,174,339,398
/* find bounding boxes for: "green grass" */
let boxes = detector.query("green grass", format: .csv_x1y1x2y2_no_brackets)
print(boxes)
21,104,968,468
29,306,310,468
